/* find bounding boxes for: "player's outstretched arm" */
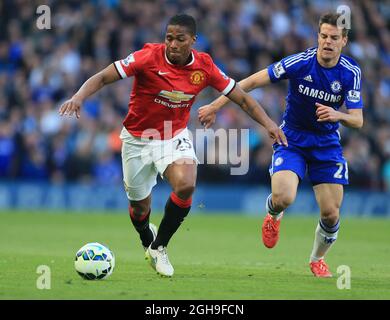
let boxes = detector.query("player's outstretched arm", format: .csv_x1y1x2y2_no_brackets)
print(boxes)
226,85,288,146
316,103,363,128
59,64,121,119
198,69,271,127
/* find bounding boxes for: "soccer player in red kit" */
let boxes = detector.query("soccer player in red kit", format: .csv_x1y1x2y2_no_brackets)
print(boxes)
59,14,287,277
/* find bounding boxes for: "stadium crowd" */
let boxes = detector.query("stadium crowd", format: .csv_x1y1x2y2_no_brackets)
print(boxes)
0,0,389,191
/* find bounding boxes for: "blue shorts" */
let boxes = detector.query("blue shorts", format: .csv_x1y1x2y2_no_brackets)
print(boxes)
269,124,349,185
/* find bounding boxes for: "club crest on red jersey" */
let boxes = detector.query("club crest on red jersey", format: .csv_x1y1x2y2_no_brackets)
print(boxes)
190,71,205,85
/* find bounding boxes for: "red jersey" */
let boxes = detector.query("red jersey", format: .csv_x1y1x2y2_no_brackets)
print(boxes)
114,43,235,139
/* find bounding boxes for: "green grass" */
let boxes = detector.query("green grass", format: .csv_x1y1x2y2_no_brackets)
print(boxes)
0,211,389,299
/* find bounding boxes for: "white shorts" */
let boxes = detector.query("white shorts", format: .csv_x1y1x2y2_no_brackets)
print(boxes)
120,127,198,201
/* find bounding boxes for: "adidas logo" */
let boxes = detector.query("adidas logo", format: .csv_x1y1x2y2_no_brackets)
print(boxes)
324,236,337,244
304,75,313,82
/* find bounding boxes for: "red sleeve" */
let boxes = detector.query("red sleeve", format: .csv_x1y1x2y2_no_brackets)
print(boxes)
114,44,153,79
207,58,236,95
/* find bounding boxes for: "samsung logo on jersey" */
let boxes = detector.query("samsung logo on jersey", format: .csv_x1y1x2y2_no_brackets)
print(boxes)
298,85,342,103
272,62,286,79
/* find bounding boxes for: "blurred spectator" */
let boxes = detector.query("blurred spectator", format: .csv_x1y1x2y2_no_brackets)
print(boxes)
93,150,122,185
0,120,16,176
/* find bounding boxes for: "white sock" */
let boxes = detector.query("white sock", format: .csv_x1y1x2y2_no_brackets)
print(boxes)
310,220,339,262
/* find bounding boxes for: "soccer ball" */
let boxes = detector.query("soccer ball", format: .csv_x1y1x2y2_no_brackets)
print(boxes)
74,242,115,280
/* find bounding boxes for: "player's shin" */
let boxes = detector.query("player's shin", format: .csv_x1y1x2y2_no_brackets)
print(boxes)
151,192,191,249
310,219,340,262
129,206,154,248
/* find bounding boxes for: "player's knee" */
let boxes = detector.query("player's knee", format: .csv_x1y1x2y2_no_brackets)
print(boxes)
272,193,295,211
321,211,339,226
320,207,340,225
173,181,195,200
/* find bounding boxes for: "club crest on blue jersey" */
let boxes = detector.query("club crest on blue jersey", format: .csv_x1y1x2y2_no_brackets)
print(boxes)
331,80,342,93
274,157,284,166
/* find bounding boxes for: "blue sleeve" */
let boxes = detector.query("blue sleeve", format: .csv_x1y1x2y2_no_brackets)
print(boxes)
267,48,317,83
344,66,363,109
267,49,314,83
267,60,289,83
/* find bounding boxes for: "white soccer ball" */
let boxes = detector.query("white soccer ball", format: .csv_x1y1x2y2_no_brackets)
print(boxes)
74,242,115,280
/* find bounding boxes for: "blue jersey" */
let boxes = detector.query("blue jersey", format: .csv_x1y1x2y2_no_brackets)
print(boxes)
267,47,363,134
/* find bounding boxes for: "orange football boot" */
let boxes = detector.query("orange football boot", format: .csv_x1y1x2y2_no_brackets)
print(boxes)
310,259,332,278
262,213,283,248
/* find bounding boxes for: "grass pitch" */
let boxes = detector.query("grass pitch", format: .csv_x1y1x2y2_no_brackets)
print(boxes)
0,211,389,300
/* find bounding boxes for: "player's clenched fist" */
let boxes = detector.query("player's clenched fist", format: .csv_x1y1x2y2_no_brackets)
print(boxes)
59,97,82,119
315,102,340,123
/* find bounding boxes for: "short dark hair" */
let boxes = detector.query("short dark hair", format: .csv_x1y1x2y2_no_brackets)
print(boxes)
167,14,197,36
319,12,349,37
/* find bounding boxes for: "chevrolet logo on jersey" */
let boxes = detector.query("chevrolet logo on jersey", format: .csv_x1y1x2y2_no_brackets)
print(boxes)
158,90,195,103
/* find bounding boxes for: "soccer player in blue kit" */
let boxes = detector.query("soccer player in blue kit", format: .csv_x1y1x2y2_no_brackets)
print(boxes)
198,13,363,277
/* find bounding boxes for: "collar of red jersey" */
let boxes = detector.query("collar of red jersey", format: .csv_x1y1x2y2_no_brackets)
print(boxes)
164,49,195,67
